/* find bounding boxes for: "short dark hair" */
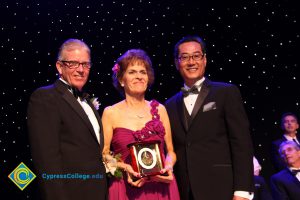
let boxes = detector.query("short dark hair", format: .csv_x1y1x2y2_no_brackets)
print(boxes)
174,35,206,59
281,112,299,128
112,49,155,95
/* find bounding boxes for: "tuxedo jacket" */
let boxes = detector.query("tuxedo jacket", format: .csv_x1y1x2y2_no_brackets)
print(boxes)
253,175,273,200
271,136,300,172
165,78,253,200
270,169,300,200
27,80,107,200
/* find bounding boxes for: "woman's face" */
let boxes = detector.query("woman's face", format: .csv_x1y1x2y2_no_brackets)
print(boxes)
120,63,149,96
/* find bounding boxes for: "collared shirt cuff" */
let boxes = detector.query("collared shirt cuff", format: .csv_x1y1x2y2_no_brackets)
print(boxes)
234,191,254,200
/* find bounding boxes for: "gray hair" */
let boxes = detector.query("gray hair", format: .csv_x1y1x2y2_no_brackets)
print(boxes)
57,39,90,61
279,140,300,156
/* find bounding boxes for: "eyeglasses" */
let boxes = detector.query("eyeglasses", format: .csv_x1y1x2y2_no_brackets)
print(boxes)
178,53,205,62
59,60,92,69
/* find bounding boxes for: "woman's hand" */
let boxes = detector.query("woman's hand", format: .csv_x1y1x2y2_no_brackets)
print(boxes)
127,175,147,187
123,163,140,178
160,163,173,175
149,169,173,183
123,163,148,187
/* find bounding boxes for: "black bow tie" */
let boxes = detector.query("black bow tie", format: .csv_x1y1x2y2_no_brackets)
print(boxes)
181,85,200,97
69,86,89,101
291,169,300,175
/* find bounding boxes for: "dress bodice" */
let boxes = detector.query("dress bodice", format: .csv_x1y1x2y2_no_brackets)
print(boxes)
111,100,165,163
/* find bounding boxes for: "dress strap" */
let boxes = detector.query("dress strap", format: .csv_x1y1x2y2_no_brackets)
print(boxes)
150,100,160,120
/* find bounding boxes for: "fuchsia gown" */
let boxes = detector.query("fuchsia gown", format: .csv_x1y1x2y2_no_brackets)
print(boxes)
108,100,180,200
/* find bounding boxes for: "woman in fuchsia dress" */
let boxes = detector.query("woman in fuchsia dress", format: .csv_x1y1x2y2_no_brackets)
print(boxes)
102,49,180,200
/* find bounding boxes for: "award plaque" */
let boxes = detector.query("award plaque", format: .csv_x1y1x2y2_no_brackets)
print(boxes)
127,140,164,177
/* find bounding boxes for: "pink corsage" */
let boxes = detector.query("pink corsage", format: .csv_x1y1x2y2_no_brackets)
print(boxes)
112,63,120,73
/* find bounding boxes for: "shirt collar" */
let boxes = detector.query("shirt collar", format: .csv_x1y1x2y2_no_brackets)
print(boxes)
284,134,298,141
289,167,300,175
183,77,205,91
59,78,70,86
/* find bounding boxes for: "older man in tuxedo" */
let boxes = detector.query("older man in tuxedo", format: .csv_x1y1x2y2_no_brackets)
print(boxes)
270,141,300,200
27,39,106,200
165,35,254,200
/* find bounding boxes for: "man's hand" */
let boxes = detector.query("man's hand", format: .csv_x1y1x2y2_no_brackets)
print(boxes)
233,196,249,200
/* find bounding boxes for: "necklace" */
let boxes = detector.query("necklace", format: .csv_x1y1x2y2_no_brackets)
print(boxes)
125,101,148,119
136,113,145,119
133,106,147,119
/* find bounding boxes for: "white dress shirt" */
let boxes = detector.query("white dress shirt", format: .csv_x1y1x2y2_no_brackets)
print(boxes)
290,167,300,181
78,99,100,144
253,156,262,176
60,78,100,144
284,134,300,145
183,77,205,115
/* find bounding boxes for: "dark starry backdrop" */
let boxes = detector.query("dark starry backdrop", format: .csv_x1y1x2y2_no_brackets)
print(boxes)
0,0,298,198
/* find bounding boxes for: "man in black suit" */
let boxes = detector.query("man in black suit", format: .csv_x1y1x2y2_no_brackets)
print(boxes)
270,141,300,200
271,112,300,171
165,35,254,200
27,39,107,200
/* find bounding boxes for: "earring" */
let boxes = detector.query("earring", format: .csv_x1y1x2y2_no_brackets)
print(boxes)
121,83,124,87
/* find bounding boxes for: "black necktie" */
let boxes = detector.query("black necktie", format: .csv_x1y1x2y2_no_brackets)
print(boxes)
291,169,300,175
69,86,89,101
181,85,200,97
292,138,300,145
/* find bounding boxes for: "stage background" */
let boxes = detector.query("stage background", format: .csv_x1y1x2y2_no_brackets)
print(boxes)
0,0,298,198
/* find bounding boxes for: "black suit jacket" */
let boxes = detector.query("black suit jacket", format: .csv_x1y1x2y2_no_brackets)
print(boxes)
253,176,273,200
165,79,254,200
27,80,107,200
271,136,300,172
270,169,300,200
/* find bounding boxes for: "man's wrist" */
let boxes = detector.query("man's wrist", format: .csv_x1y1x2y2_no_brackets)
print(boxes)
234,191,254,200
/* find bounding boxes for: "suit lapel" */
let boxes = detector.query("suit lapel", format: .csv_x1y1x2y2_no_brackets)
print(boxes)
176,92,189,132
286,169,300,185
55,80,100,145
189,79,210,124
